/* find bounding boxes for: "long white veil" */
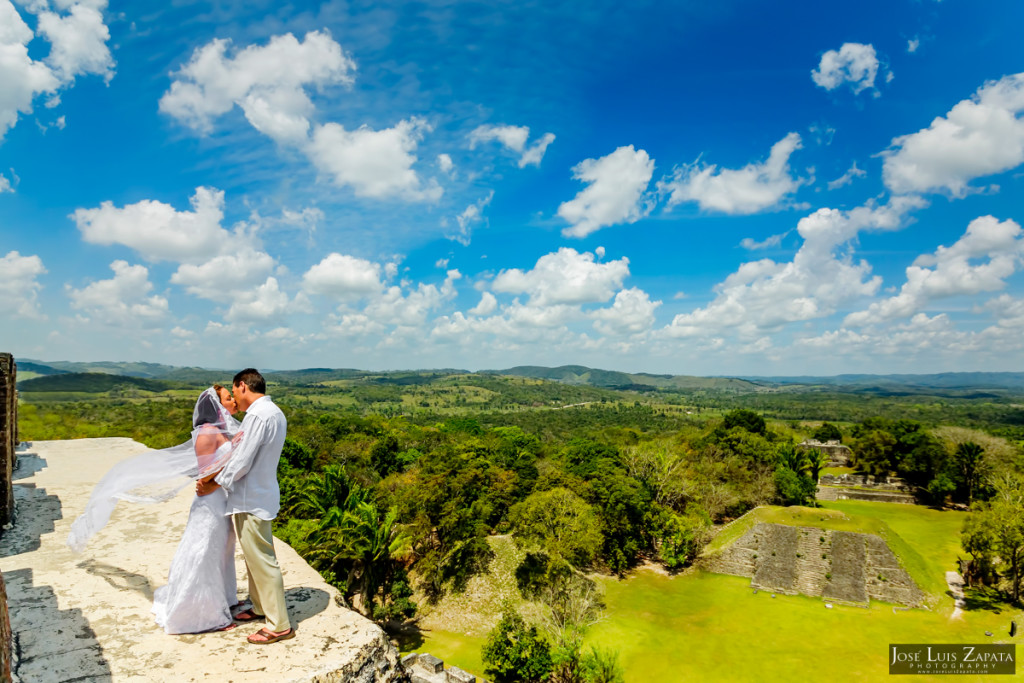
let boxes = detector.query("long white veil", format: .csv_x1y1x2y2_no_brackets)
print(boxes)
67,387,242,553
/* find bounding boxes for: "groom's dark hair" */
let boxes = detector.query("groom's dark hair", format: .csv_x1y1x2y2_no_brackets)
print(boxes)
233,368,266,394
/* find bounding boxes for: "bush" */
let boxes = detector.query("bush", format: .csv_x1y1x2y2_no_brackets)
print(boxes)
482,609,553,683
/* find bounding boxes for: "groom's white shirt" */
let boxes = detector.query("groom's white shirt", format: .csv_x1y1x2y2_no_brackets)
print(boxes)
215,395,286,520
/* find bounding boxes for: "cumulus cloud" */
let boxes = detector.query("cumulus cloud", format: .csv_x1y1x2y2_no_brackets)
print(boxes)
0,250,46,318
659,133,806,215
468,291,497,316
881,73,1024,196
35,0,114,83
307,118,442,201
0,0,113,140
161,31,439,202
437,153,454,175
0,172,13,193
492,247,630,306
827,161,866,190
224,277,295,324
303,252,385,299
590,287,660,336
844,216,1024,326
740,232,787,250
71,186,231,263
907,38,920,54
160,30,354,140
170,248,276,299
470,124,556,167
811,42,884,95
663,196,927,338
558,146,654,238
67,260,168,326
449,191,493,245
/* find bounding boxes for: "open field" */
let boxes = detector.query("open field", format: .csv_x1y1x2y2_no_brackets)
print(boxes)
404,500,1022,682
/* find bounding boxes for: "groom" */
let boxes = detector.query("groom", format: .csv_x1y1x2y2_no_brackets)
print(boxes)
197,368,293,644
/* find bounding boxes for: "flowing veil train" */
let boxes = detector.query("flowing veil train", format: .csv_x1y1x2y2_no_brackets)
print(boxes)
68,387,244,633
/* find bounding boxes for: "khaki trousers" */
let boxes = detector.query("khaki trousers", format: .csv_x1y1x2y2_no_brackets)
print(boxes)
233,513,290,632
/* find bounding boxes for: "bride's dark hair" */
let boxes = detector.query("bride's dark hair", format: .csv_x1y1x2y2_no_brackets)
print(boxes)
192,390,224,428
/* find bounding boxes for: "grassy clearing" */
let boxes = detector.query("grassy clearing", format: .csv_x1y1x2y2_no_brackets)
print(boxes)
406,501,1022,682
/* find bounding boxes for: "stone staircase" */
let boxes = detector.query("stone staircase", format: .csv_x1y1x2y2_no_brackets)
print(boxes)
793,527,831,597
403,653,478,683
702,522,923,607
822,531,868,603
751,524,798,594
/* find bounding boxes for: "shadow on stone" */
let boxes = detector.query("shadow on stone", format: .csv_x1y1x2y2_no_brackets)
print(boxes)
284,586,330,625
77,559,155,601
0,484,62,558
4,567,112,682
12,452,46,482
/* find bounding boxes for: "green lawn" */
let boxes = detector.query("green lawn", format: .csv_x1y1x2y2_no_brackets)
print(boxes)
404,501,1023,682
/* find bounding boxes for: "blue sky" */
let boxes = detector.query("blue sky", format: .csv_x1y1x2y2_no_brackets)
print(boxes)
2,0,1024,375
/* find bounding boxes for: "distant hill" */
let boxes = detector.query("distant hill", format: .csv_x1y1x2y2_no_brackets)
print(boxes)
18,373,174,393
493,365,766,392
742,372,1024,392
21,359,184,379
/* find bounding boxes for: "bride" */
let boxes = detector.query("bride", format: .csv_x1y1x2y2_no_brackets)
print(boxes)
68,386,244,634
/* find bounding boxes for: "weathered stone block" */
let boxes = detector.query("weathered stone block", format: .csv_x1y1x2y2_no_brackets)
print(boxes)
416,653,444,674
0,353,15,528
446,666,476,682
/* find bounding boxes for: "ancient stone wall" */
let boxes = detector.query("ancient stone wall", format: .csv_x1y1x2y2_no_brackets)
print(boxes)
403,652,480,683
0,353,15,527
702,522,924,606
799,440,852,467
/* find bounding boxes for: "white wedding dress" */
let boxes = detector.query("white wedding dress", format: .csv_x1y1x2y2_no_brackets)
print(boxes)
68,388,243,634
152,485,237,634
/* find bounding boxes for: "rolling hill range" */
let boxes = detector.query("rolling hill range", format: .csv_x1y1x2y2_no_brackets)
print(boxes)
12,360,1024,395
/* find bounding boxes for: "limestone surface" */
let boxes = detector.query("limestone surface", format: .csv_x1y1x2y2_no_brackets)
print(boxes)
0,438,404,683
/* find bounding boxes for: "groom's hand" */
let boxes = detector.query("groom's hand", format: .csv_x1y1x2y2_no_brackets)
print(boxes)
196,478,221,496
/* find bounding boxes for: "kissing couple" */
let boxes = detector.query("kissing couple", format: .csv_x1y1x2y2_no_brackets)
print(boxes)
69,368,294,644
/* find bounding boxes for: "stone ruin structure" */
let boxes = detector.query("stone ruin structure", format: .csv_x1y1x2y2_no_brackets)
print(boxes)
816,473,916,504
798,439,852,467
0,353,14,682
702,522,925,606
0,353,15,528
403,653,480,682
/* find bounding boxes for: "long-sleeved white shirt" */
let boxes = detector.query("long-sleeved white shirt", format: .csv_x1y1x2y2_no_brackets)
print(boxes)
214,395,286,520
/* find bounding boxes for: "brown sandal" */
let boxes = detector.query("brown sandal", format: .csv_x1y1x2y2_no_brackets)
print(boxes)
233,609,265,622
247,627,295,644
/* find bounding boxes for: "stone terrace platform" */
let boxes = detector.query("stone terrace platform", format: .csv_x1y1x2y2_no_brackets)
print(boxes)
0,438,403,683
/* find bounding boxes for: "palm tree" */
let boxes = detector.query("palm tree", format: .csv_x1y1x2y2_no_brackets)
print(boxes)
954,442,986,505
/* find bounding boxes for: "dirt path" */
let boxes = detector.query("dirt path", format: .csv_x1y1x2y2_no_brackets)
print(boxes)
946,570,966,619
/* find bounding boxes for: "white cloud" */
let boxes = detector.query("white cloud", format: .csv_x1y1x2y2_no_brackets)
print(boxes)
558,146,654,237
170,248,276,299
591,287,661,336
35,1,114,83
659,133,805,215
302,252,384,299
881,73,1024,196
0,250,46,318
0,0,113,140
740,232,787,250
161,31,440,203
844,216,1024,326
663,196,927,338
159,31,354,141
170,326,195,339
307,117,442,201
449,191,493,245
469,124,556,167
492,247,630,306
0,172,12,193
811,42,884,95
224,276,294,324
66,260,169,326
907,38,920,54
469,291,497,316
71,186,231,263
826,161,866,190
365,270,461,328
0,1,61,138
437,153,454,175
